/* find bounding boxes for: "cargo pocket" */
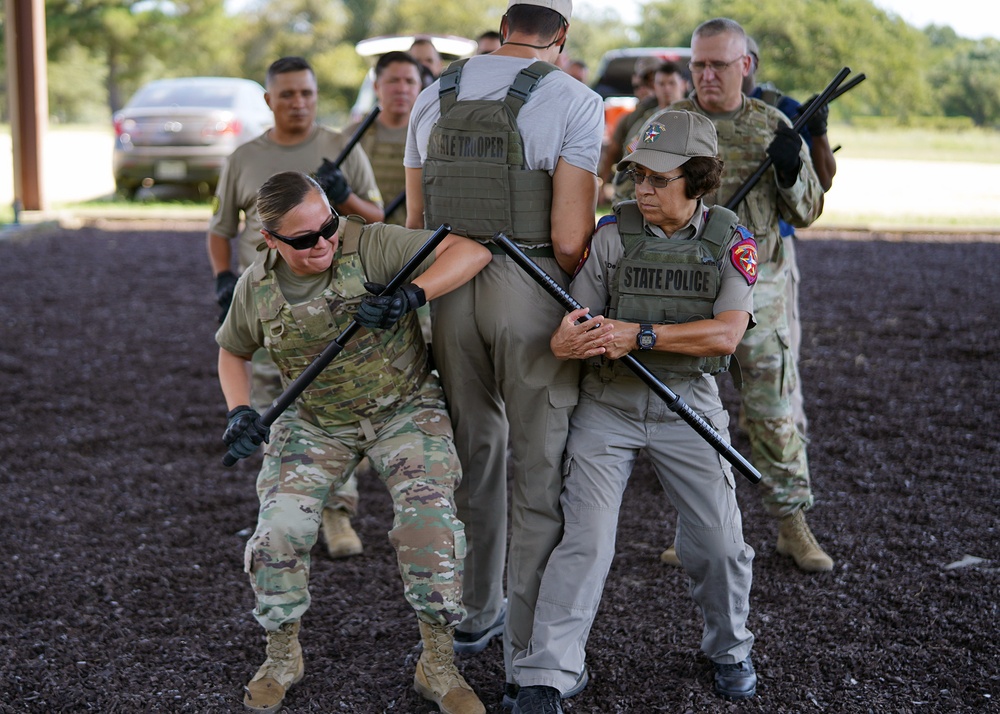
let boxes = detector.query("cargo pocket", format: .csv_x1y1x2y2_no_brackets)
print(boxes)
708,409,737,491
454,527,467,560
411,406,454,438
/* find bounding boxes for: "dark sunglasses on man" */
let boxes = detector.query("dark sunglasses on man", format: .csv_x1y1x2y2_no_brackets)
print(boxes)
267,212,340,251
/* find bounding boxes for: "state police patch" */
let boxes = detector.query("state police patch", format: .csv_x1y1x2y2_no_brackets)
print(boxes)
730,237,758,285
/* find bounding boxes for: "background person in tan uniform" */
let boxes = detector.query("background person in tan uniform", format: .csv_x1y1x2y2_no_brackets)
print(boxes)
476,30,503,54
207,56,384,561
662,17,833,572
598,56,659,203
345,51,423,226
410,38,445,87
610,60,691,204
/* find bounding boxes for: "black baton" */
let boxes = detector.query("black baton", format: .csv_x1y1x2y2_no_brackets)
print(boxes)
383,190,406,221
223,223,452,466
725,67,852,210
330,105,381,168
492,232,761,484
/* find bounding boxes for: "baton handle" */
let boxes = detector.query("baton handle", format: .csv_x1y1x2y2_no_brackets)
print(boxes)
491,232,761,484
383,190,406,221
331,105,381,169
725,67,852,210
223,223,452,466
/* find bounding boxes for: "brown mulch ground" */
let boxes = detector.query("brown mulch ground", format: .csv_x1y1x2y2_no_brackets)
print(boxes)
0,224,997,713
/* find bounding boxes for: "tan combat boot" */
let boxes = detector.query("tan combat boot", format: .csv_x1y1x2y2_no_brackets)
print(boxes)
321,506,363,559
776,509,834,572
243,621,304,713
660,545,681,566
414,620,486,714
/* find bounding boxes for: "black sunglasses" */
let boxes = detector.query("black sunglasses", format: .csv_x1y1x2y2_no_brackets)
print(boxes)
267,212,340,251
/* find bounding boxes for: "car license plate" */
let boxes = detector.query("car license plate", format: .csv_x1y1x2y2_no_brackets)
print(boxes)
155,160,187,180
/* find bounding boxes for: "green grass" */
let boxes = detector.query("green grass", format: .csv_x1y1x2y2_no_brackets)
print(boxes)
814,210,1000,230
830,124,1000,163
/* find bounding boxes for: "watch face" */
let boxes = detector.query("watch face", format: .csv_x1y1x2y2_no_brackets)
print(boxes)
638,327,656,350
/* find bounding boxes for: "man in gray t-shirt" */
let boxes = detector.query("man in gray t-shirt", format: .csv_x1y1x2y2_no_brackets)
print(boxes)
404,1,604,708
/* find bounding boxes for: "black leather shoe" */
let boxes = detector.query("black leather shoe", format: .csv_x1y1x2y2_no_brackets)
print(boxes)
453,601,506,654
512,686,563,714
713,656,757,699
503,667,587,709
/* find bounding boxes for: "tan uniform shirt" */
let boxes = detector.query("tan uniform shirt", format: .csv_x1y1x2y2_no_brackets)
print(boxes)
210,125,383,272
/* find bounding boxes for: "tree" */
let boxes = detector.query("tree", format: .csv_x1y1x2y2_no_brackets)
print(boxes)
634,0,934,120
931,40,1000,127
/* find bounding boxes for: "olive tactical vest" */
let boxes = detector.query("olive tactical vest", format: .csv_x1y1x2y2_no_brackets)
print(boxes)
249,216,428,429
602,201,738,381
671,96,785,265
359,128,406,224
422,59,557,243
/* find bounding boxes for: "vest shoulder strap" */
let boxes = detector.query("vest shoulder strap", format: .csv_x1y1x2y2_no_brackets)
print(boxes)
504,61,559,116
702,205,740,258
438,58,470,113
613,200,645,251
340,215,365,255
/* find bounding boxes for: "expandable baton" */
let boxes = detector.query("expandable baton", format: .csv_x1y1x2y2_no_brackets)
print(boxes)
330,105,381,169
492,232,761,484
383,190,406,221
223,222,452,466
724,67,852,210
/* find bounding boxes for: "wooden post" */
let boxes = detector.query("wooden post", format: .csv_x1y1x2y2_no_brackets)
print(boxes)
5,0,48,214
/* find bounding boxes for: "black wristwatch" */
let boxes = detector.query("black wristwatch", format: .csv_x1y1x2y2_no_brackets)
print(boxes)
636,324,656,351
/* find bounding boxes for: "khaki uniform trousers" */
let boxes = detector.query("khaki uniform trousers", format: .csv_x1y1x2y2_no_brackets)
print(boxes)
431,253,579,678
512,374,754,692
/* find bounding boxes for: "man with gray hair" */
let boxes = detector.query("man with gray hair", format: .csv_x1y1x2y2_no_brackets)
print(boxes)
660,17,833,572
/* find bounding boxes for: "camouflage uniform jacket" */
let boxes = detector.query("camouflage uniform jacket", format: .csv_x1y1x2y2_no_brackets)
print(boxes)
663,96,823,272
218,217,431,429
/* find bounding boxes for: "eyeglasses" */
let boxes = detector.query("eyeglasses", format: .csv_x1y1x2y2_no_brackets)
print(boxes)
688,56,745,74
266,212,339,250
626,169,685,190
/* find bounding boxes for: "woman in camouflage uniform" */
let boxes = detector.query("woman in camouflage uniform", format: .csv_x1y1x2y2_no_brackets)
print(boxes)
216,170,490,714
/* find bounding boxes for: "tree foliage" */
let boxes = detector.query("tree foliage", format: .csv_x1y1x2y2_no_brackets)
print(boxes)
0,0,997,126
930,39,1000,127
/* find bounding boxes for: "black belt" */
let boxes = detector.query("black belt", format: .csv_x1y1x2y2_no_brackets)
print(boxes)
486,243,554,258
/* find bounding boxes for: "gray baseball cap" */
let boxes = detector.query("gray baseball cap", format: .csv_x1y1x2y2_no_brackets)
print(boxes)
618,110,718,173
507,0,572,22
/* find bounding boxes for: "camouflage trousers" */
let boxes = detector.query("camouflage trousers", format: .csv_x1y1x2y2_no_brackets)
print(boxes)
250,347,359,515
244,376,467,631
734,258,814,518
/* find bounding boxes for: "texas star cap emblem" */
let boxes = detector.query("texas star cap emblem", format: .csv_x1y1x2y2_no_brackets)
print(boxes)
643,122,664,143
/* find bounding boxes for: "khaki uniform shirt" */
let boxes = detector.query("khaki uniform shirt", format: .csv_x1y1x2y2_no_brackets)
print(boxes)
210,125,383,272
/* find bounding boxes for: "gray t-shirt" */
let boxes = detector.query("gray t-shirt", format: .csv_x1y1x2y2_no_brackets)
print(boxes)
405,55,604,175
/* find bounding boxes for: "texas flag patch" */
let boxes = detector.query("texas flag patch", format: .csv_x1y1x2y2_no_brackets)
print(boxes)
730,236,758,285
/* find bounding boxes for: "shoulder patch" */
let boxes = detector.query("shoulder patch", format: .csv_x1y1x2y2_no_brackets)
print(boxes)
730,235,758,285
596,213,618,232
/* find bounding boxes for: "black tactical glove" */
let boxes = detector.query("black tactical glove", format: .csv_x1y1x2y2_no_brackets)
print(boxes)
215,270,238,323
355,281,426,329
222,405,270,461
767,123,804,188
315,158,352,205
800,94,829,137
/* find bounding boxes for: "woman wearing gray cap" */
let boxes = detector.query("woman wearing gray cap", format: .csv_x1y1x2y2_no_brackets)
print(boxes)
509,110,758,712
